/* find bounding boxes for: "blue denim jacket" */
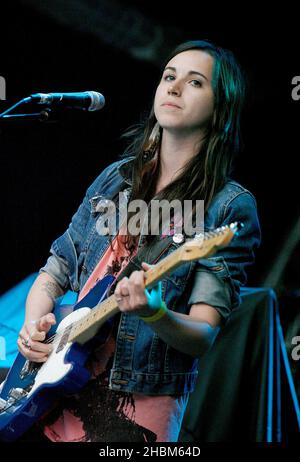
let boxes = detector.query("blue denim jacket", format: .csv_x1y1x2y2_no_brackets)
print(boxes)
40,156,261,395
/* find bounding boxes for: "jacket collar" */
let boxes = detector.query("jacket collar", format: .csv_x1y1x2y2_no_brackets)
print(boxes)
117,156,135,186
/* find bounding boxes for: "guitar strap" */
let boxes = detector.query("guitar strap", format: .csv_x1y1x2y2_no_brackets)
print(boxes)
109,235,176,293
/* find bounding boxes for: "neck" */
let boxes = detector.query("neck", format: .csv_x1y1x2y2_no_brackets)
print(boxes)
155,129,205,193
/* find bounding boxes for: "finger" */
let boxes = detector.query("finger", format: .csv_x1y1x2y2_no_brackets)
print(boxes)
141,262,154,286
128,273,149,306
114,291,130,310
29,340,52,355
30,329,46,342
129,270,145,284
39,313,56,328
119,276,129,284
19,325,46,344
18,327,29,342
128,271,146,297
19,325,33,343
120,277,129,294
37,314,56,333
116,289,131,307
18,332,52,355
141,262,156,275
17,336,29,354
17,338,49,362
141,262,154,270
22,350,48,362
18,345,49,362
114,277,128,295
18,326,49,360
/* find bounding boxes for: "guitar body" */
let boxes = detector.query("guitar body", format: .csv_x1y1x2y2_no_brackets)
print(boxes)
0,274,115,441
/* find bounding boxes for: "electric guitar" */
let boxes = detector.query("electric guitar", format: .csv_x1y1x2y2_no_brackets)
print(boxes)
0,222,241,441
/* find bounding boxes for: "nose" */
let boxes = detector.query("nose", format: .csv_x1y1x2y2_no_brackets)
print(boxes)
168,84,180,96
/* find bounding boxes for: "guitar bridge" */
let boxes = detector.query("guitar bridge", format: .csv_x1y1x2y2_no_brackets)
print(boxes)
9,387,28,401
0,388,29,414
0,398,8,412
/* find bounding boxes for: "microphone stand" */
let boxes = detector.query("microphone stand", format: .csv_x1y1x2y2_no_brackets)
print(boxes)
0,109,51,123
0,97,52,123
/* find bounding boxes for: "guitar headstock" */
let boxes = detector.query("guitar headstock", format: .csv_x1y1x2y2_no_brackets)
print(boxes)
178,222,243,262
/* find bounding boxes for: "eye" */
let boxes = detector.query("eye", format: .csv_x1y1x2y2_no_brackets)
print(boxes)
190,79,202,87
163,74,175,82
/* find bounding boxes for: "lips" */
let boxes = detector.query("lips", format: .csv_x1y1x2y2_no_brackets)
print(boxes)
161,102,181,108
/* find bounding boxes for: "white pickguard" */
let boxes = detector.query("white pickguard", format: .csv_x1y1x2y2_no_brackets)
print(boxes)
28,307,91,396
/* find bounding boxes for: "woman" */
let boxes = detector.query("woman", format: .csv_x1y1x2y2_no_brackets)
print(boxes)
17,40,261,442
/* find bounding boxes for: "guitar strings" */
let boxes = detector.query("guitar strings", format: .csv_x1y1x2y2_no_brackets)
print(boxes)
42,300,106,345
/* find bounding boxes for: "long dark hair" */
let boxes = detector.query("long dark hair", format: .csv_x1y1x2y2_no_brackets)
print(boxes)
118,39,246,253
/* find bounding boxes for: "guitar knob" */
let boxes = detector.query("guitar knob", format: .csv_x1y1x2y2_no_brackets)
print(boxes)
172,233,184,244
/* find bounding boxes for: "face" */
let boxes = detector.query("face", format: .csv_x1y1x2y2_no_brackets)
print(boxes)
154,49,214,135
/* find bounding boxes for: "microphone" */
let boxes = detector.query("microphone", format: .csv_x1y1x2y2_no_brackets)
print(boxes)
27,91,105,111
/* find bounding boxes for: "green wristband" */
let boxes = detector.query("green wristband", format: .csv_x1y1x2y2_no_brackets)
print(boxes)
139,301,168,323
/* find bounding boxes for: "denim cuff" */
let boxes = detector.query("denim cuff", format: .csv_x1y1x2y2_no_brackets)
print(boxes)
188,267,233,323
39,252,70,290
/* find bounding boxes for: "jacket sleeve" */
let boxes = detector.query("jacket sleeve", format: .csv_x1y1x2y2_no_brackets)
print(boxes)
188,191,261,323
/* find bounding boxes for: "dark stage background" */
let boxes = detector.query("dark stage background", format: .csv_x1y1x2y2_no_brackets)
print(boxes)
0,1,299,294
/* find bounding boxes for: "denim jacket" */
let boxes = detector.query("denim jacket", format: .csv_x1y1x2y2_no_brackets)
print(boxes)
40,156,261,395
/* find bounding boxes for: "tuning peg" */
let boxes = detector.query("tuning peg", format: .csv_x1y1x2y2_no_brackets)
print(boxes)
230,222,244,235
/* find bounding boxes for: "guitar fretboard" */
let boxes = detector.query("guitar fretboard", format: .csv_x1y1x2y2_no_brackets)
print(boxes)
68,243,184,344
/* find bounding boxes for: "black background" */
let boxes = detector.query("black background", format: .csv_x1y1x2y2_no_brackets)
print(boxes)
0,1,299,293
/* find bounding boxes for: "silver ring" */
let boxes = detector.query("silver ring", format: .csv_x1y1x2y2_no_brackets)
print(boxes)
22,336,31,348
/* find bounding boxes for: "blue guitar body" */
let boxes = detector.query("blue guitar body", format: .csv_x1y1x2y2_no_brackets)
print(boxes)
0,274,115,441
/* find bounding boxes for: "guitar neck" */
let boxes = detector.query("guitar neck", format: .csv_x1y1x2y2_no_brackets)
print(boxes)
68,245,183,344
